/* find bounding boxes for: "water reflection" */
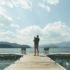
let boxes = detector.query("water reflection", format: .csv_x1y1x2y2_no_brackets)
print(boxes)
56,59,70,70
48,55,70,70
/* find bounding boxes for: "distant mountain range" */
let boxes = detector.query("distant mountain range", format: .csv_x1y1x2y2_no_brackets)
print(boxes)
0,41,70,48
0,42,31,48
57,41,70,48
40,41,70,48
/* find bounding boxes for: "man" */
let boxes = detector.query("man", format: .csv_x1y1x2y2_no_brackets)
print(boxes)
33,35,40,56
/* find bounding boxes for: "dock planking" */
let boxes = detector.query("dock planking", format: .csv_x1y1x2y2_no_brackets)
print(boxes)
4,54,66,70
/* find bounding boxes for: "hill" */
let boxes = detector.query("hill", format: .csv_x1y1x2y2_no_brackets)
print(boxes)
0,42,31,48
41,41,70,48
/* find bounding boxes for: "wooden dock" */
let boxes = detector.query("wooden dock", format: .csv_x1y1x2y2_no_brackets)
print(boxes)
4,54,66,70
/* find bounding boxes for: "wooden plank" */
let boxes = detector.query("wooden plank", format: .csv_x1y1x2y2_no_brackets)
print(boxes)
4,54,66,70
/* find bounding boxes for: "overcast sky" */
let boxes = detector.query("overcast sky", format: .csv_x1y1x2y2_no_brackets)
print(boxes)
0,0,70,46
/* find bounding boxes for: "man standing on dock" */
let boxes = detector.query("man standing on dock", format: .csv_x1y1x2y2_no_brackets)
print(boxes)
33,35,40,56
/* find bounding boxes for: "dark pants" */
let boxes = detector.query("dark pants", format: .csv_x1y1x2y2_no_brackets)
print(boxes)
34,45,39,56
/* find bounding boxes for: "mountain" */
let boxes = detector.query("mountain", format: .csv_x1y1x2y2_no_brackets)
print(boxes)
40,41,70,48
0,41,70,48
40,44,57,48
0,42,31,48
57,41,70,48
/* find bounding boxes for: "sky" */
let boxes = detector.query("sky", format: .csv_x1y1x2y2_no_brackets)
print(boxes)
0,0,70,46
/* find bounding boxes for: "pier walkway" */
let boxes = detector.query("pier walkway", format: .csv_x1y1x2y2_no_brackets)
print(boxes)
4,54,66,70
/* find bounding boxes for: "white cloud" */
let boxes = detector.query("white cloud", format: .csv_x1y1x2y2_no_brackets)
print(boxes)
46,6,50,12
0,0,32,10
15,26,42,45
47,0,59,5
43,21,70,42
17,26,42,35
38,0,59,12
0,0,13,8
7,1,14,8
0,21,70,46
15,21,70,45
3,14,13,21
0,1,14,21
0,7,6,14
0,31,16,43
0,6,13,21
8,0,32,9
0,23,5,27
10,0,32,10
10,23,20,28
0,0,5,6
17,0,32,10
39,2,51,12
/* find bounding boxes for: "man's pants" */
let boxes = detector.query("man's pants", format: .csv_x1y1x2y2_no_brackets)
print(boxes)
34,46,39,56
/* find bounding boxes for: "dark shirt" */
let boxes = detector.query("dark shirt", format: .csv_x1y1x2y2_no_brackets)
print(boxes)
34,37,40,46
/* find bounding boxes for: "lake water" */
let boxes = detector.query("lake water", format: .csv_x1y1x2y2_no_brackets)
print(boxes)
0,48,70,54
48,55,70,70
0,48,70,70
0,60,15,70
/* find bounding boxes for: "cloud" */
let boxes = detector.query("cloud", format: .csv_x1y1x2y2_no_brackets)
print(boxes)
47,0,59,5
38,0,60,12
0,21,70,46
0,6,13,21
0,7,6,14
10,23,20,28
15,26,42,45
15,21,70,45
7,0,32,9
16,25,42,35
0,0,5,6
0,1,13,21
0,23,5,31
10,0,32,10
17,0,32,10
0,23,5,27
6,1,14,8
43,21,70,42
0,0,32,10
3,14,13,21
0,31,16,43
39,2,51,12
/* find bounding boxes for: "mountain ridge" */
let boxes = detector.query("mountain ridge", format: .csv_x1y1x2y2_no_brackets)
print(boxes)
0,41,30,48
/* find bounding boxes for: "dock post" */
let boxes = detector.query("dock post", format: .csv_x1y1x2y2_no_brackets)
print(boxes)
44,48,49,55
21,48,26,54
